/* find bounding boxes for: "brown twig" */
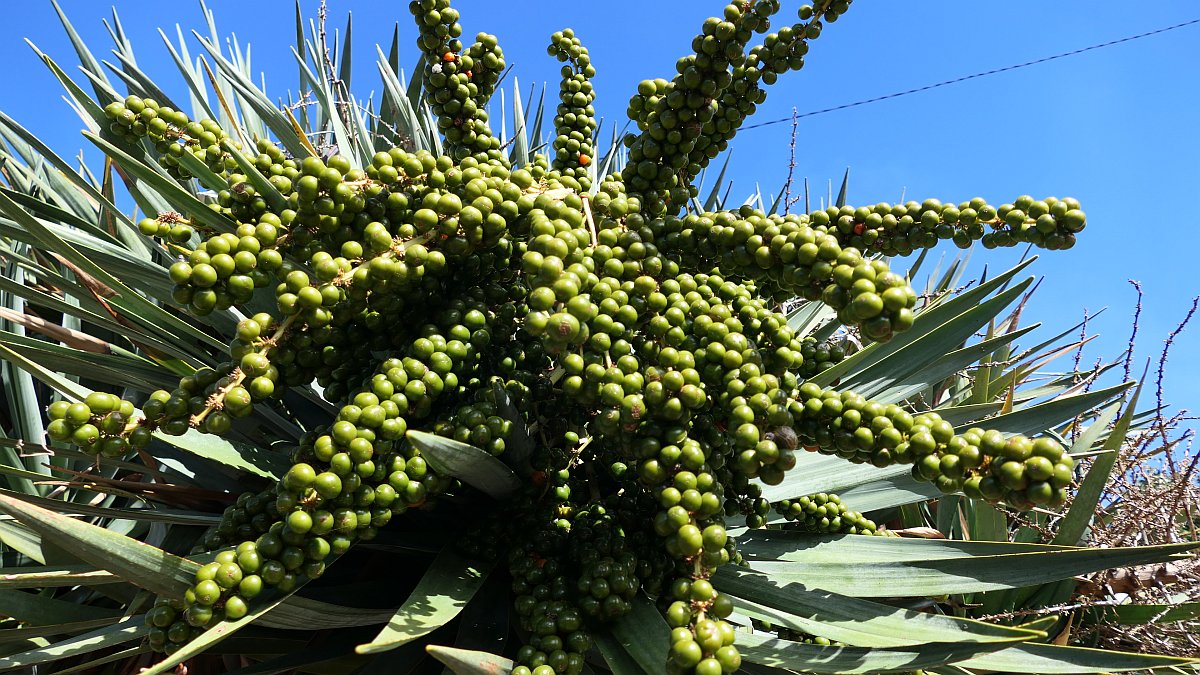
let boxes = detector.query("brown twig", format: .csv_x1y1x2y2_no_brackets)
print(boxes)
783,107,799,215
1154,295,1198,478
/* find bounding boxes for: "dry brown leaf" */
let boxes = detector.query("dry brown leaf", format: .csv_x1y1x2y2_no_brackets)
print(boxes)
0,306,111,353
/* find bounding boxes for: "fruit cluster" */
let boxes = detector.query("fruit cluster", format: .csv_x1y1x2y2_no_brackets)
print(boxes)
548,29,597,191
655,208,918,341
411,0,505,163
789,383,1075,508
795,336,847,379
45,393,147,456
103,95,231,181
621,1,778,215
804,197,1087,256
49,1,1093,671
433,388,515,456
773,491,879,535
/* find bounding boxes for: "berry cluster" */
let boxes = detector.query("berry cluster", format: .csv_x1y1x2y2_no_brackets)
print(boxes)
791,384,1075,508
700,2,851,174
411,0,505,163
433,386,516,456
103,95,231,181
547,29,597,191
795,336,847,379
804,197,1086,257
774,492,879,535
621,2,778,215
51,2,1095,671
46,393,146,456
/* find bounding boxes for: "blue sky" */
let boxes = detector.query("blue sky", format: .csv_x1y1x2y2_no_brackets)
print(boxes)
1,1,1196,439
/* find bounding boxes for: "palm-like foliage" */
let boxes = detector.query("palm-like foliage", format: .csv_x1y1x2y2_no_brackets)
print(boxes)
0,2,1193,674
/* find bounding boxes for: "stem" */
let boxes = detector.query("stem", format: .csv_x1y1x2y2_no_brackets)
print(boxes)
333,231,434,287
189,314,298,427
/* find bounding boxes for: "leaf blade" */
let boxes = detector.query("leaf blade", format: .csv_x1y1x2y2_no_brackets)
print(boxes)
407,430,521,499
355,548,491,655
0,491,193,598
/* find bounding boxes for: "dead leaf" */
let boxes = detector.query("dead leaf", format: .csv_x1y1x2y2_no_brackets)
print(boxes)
0,306,111,354
890,526,947,539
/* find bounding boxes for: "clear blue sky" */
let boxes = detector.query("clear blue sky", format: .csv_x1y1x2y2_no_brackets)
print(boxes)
1,1,1197,440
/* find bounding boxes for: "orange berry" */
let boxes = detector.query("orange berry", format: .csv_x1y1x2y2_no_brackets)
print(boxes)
442,51,456,62
578,153,591,166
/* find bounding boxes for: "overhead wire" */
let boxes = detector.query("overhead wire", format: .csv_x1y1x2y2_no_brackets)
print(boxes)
740,17,1200,131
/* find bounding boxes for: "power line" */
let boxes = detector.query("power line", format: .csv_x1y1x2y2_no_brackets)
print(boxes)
742,17,1200,131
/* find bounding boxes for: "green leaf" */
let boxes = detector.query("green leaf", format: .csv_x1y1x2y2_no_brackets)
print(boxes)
155,27,219,122
490,380,533,475
1088,602,1200,625
703,153,734,212
338,13,354,95
0,190,224,352
728,541,1199,598
1053,392,1137,546
735,529,1069,564
836,473,940,514
0,486,217,527
0,269,46,481
373,25,403,150
0,615,146,671
156,426,289,480
0,185,112,245
0,521,47,564
737,631,1012,674
425,645,513,675
0,589,120,625
376,48,429,154
258,596,395,630
355,548,491,655
716,570,1041,648
508,77,530,167
755,452,910,504
811,258,1036,388
593,631,652,675
936,495,961,538
954,642,1196,673
844,279,1033,400
0,341,89,401
292,50,362,169
406,430,521,499
0,564,120,589
48,0,116,104
966,498,1009,543
43,645,150,675
217,638,361,675
0,330,176,392
0,491,193,598
877,324,1039,404
981,381,1131,436
29,46,108,132
0,617,126,642
527,86,547,161
607,594,670,673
